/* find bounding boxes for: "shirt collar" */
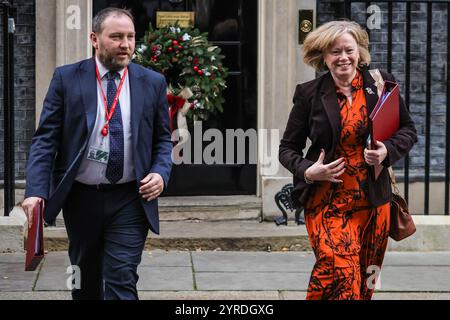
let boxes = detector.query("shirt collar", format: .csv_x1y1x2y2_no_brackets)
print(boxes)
95,55,126,80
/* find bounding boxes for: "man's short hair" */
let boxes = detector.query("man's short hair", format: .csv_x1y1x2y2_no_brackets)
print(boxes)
92,7,134,34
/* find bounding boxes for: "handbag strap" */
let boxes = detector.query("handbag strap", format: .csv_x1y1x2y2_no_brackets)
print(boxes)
388,167,400,195
369,68,385,98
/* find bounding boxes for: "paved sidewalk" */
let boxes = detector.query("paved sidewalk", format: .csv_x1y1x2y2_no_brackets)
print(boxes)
1,251,450,300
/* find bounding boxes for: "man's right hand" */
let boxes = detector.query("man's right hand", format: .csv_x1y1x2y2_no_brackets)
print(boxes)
22,197,44,229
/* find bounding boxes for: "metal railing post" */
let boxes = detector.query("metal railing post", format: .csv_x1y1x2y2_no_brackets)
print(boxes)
1,0,15,216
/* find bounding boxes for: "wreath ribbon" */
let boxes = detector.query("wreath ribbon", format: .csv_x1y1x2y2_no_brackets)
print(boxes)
167,87,193,132
167,87,194,153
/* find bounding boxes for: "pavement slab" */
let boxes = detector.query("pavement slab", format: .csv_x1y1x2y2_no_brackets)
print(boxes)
383,251,450,266
0,254,39,292
378,266,450,292
0,270,38,292
0,253,28,264
278,291,308,300
195,272,310,291
0,291,71,300
34,265,71,291
34,252,72,291
140,250,192,267
137,267,194,291
192,251,315,273
41,252,71,267
372,292,450,300
139,291,280,300
280,291,450,300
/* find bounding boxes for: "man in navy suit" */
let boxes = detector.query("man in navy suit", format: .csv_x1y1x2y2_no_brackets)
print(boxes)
21,8,173,300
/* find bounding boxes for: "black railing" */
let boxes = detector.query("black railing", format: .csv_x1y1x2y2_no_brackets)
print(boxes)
0,0,15,217
319,0,450,215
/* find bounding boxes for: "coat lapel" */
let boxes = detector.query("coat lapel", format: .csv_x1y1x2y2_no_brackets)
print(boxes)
320,72,342,151
128,63,145,149
320,68,380,141
79,58,98,139
361,66,380,117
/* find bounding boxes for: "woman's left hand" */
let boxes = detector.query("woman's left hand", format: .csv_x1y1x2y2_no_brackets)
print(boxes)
364,140,388,166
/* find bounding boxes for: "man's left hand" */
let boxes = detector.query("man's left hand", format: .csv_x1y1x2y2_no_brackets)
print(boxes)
364,140,388,166
139,173,164,201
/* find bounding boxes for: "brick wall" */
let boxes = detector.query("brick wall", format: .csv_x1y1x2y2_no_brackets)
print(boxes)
0,0,35,181
317,0,448,180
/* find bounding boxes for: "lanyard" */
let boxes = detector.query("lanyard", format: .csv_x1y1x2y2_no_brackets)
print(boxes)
94,59,128,137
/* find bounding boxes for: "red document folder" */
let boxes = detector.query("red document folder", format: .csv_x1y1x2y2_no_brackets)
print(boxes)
369,80,400,179
25,200,45,271
369,80,400,147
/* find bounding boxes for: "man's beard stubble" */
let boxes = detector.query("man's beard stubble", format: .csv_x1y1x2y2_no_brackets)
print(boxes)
98,51,131,72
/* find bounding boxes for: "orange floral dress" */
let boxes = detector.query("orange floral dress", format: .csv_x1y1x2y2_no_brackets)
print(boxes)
304,70,390,300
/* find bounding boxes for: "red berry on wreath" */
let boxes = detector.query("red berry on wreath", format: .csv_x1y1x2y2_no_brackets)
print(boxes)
167,47,174,53
197,70,203,76
193,66,199,72
152,45,158,52
172,40,179,46
178,45,183,50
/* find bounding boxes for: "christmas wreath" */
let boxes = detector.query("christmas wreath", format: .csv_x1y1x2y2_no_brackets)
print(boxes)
134,23,228,132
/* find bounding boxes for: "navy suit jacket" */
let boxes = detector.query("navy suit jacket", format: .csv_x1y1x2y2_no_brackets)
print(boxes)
25,58,173,234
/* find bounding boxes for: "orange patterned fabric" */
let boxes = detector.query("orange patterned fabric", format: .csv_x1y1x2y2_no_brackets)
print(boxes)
304,70,390,300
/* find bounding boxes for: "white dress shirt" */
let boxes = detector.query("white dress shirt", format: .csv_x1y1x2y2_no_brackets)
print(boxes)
75,56,135,184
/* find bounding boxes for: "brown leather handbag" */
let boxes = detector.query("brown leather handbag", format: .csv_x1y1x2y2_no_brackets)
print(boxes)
388,168,416,241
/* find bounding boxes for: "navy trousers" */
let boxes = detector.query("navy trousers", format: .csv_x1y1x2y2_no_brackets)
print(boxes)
62,181,149,300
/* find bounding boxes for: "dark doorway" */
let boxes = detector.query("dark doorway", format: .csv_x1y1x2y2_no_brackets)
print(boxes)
93,0,258,196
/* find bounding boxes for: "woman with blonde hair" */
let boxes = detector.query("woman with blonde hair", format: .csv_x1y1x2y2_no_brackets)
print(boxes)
279,20,417,300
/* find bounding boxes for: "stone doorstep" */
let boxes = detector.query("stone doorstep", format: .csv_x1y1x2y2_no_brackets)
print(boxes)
0,207,27,253
43,220,311,252
53,195,263,227
388,216,450,251
159,196,262,207
0,219,25,253
158,196,262,221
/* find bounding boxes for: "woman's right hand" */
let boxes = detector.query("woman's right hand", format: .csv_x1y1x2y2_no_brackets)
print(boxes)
304,149,346,183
